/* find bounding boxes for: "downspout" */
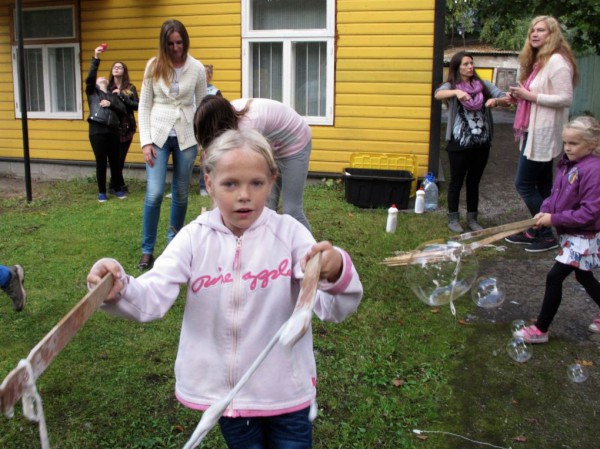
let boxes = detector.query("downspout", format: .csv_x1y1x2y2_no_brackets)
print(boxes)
428,0,446,179
15,0,33,202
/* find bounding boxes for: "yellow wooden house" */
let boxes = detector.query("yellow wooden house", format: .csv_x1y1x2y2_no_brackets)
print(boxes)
0,0,445,182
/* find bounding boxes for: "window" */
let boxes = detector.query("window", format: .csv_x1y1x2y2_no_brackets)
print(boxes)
242,0,334,125
11,4,82,119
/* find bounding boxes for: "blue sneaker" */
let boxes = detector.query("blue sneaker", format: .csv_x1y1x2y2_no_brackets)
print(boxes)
115,191,127,200
98,193,108,203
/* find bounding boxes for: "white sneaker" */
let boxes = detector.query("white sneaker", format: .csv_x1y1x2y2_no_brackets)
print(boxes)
588,316,600,333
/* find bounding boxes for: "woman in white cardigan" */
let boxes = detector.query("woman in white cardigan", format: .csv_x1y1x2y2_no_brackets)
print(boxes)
137,19,207,270
505,16,578,253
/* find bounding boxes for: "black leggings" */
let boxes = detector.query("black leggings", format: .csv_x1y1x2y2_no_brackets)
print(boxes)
536,262,600,332
109,138,133,190
446,142,490,213
89,133,124,194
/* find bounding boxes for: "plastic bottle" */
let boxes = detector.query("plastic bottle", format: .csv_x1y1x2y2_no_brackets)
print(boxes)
423,173,439,212
386,204,399,233
414,188,425,214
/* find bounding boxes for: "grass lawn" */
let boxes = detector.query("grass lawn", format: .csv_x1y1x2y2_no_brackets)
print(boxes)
0,177,597,449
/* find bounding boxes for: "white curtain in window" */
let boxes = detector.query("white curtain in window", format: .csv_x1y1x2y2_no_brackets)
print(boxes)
252,0,326,30
294,42,326,116
23,48,44,112
49,47,76,112
251,42,283,101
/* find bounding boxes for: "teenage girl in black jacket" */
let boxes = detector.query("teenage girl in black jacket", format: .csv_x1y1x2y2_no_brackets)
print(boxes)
86,45,126,202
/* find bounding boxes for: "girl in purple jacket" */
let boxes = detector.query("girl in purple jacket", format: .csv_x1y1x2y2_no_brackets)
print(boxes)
514,116,600,343
87,128,363,448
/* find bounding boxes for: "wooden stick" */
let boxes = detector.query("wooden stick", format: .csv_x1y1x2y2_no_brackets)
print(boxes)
0,273,113,417
448,218,536,242
383,218,537,266
279,252,322,347
183,252,323,449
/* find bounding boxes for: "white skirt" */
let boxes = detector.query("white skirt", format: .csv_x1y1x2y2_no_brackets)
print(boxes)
555,231,600,270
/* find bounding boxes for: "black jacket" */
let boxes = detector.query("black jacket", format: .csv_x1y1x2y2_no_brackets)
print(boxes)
85,58,125,134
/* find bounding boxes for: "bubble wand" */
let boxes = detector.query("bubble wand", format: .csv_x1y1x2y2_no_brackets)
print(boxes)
383,218,536,266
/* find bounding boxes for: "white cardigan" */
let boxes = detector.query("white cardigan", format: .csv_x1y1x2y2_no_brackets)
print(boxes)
523,53,574,162
138,55,207,151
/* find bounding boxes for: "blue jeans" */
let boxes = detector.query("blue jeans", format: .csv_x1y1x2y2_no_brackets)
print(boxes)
268,142,312,231
0,265,10,288
218,407,312,449
514,137,554,238
141,137,198,254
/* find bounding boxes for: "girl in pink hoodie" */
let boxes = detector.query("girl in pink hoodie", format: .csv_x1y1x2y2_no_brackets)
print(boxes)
87,128,363,448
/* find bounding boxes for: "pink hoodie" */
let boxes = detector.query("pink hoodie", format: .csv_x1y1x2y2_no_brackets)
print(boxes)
98,207,363,417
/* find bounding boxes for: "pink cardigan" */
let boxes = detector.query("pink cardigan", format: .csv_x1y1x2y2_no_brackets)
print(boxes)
522,53,574,162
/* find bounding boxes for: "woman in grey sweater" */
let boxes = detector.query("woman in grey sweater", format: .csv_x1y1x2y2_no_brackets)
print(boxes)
435,51,510,232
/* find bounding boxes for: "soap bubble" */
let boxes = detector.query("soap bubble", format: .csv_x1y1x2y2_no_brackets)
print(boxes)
404,241,479,307
506,337,532,363
511,319,526,334
471,276,505,308
567,363,589,383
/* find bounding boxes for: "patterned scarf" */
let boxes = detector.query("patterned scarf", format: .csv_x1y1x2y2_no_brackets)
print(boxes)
455,79,485,111
513,65,540,141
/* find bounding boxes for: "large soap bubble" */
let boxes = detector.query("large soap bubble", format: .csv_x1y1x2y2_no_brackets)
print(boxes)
404,241,479,306
567,363,589,383
506,337,532,363
471,276,505,308
511,319,526,334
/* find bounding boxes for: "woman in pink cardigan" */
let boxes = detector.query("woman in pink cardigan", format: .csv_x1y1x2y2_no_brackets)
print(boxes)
505,16,578,253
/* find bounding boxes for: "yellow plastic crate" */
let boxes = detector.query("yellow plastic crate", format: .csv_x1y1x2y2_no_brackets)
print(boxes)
349,153,419,197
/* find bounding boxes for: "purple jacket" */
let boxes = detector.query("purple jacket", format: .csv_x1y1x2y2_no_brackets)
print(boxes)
541,153,600,235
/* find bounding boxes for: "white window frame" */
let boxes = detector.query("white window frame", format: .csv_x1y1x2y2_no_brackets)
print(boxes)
11,4,82,120
241,0,335,125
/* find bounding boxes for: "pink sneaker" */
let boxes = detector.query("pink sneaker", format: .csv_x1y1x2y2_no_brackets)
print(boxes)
588,316,600,333
513,325,548,343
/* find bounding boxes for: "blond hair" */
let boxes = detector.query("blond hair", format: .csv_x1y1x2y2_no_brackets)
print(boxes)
204,129,279,177
564,116,600,155
518,16,578,85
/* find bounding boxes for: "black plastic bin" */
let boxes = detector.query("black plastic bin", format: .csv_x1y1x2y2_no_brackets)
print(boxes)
343,168,414,209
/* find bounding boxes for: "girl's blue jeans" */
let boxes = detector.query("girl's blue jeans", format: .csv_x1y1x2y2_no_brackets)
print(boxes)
218,407,312,449
141,137,198,255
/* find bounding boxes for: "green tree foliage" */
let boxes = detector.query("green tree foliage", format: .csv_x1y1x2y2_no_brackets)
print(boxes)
448,0,600,54
445,0,481,47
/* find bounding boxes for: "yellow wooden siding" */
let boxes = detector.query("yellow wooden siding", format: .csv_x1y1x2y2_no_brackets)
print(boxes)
310,0,435,176
0,0,241,165
0,0,436,179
